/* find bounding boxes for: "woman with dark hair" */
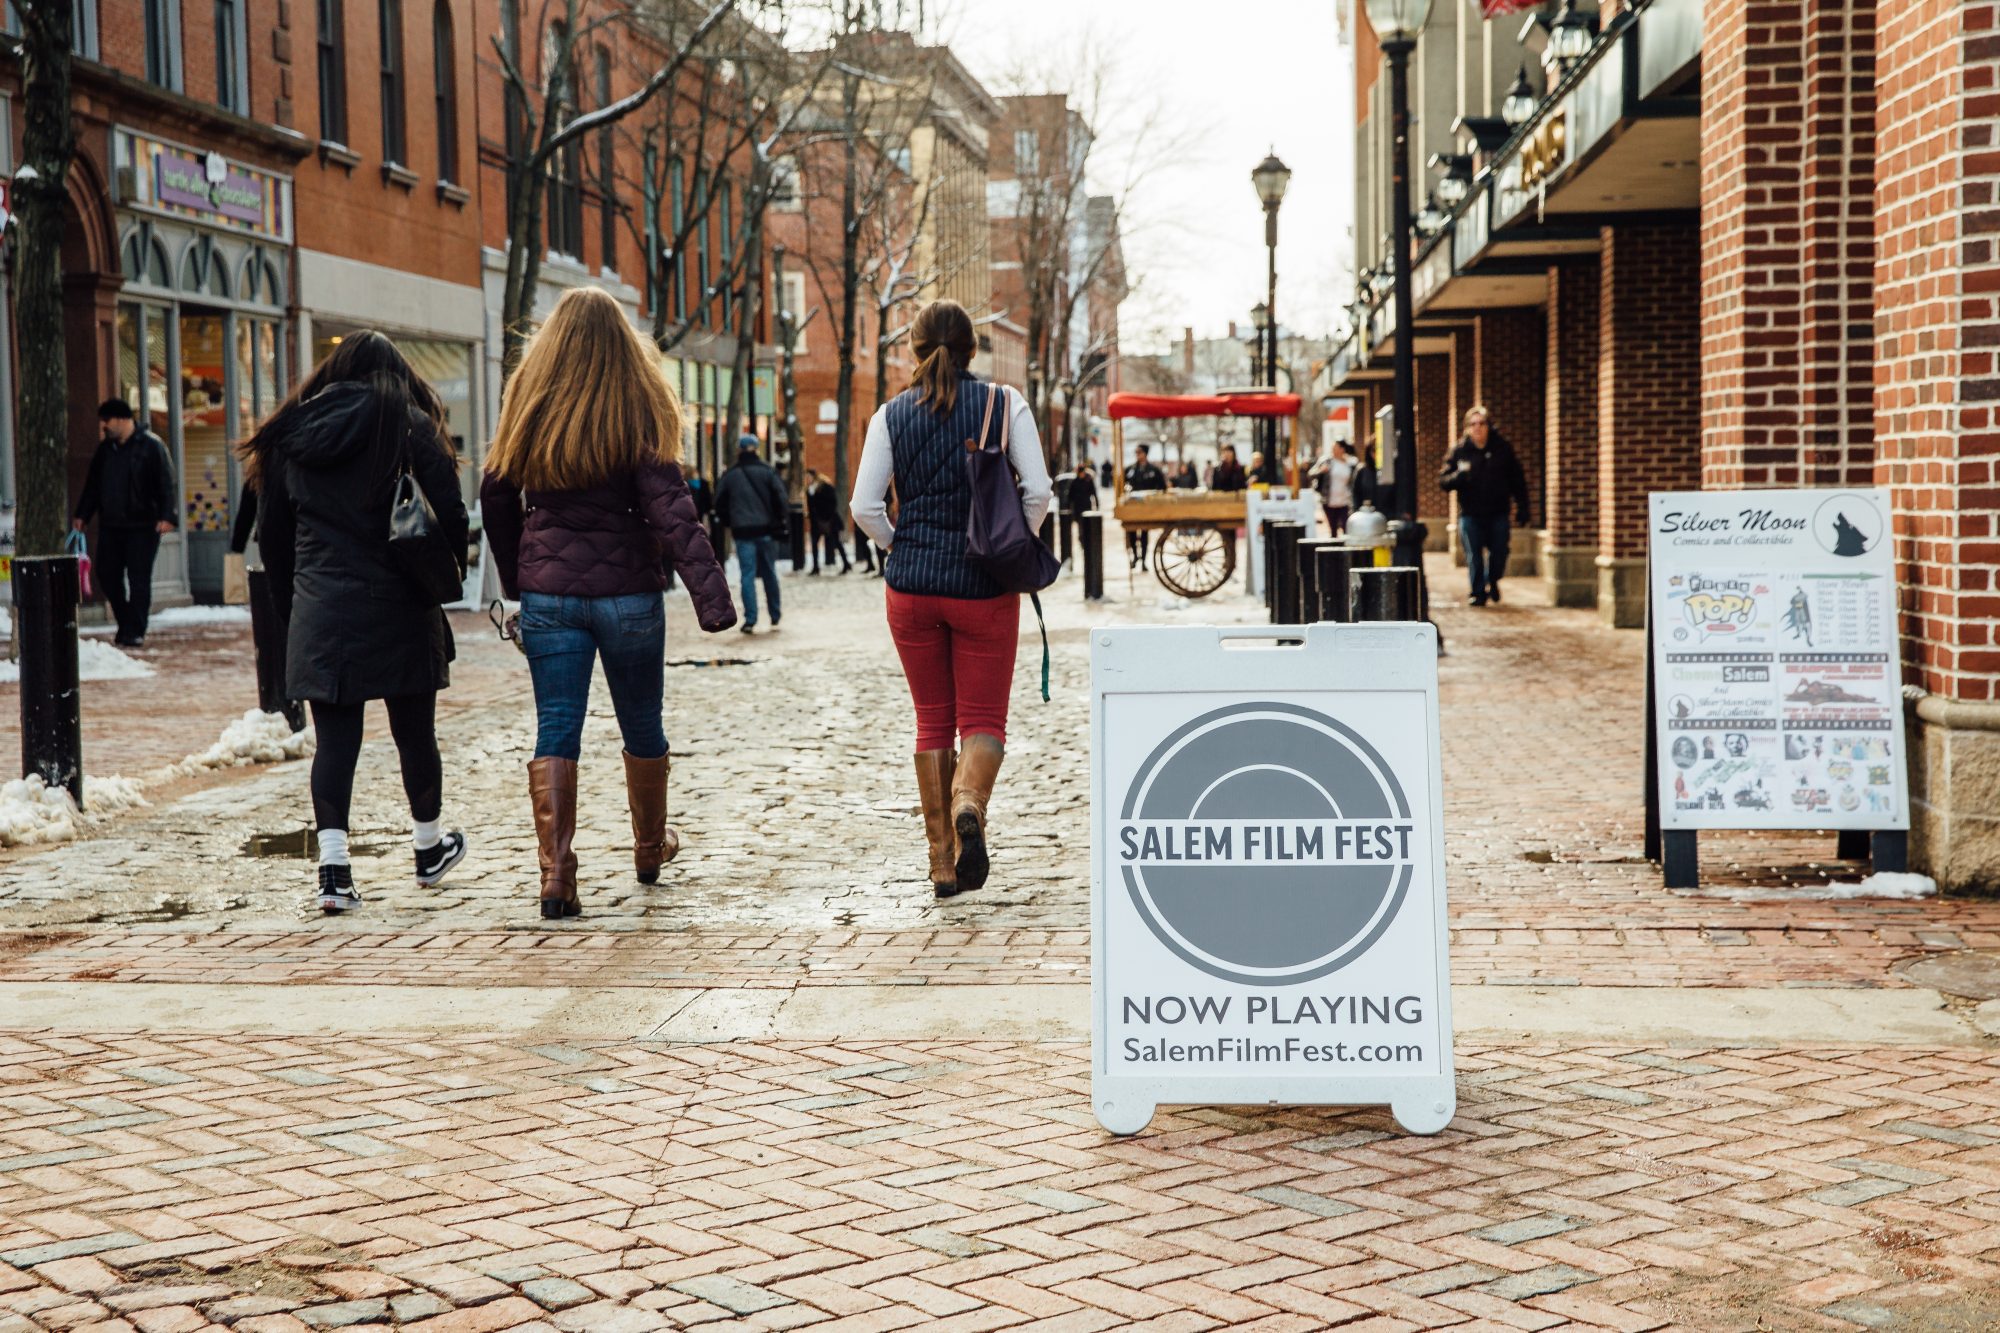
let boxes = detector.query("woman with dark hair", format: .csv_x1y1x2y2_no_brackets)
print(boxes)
240,331,472,914
850,299,1052,898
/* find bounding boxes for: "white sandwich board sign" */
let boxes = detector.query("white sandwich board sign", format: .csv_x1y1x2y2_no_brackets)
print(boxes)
1090,624,1455,1137
1648,488,1909,832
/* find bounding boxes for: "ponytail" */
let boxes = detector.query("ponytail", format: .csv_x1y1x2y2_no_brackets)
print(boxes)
908,299,977,415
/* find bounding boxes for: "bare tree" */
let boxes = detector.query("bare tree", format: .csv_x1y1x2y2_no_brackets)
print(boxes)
493,0,735,378
9,0,75,560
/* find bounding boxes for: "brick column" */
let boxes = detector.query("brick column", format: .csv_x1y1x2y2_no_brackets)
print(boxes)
1700,0,1877,488
1543,257,1600,607
1414,353,1452,550
1473,308,1545,577
1876,0,2000,890
1598,222,1701,626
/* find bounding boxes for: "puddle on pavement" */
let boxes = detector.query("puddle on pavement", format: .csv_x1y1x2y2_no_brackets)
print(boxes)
665,657,756,668
240,829,395,860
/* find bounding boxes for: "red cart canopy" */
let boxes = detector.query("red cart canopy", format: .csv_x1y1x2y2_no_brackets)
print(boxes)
1107,391,1303,421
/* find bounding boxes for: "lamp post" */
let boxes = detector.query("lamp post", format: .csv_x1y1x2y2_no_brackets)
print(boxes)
1249,301,1269,393
1251,151,1291,484
1363,0,1435,585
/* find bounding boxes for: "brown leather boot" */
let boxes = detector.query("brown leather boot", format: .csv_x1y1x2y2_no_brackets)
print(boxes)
528,757,580,919
950,734,1004,892
623,751,679,884
913,749,958,898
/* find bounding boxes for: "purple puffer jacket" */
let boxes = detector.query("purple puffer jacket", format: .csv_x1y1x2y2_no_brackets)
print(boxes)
481,459,737,632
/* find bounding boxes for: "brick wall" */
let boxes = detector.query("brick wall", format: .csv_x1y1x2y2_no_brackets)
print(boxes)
1599,223,1702,560
1472,309,1545,524
1700,0,1877,489
1449,327,1476,447
1414,353,1451,520
1545,258,1600,549
1874,0,2000,701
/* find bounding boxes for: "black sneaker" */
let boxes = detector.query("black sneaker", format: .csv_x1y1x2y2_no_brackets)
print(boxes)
1489,582,1503,603
415,830,468,885
317,864,361,914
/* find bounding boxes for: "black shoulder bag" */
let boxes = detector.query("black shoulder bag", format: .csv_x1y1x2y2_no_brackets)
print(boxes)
387,421,466,604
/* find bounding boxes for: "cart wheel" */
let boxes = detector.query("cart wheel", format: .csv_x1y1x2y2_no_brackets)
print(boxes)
1154,526,1236,599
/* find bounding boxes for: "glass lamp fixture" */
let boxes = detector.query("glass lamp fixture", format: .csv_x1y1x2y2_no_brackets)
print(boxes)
1502,66,1538,127
1250,152,1292,208
1550,0,1594,63
1416,194,1447,236
1361,0,1436,42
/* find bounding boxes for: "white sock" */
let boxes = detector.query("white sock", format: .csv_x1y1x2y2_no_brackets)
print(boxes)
413,819,441,852
318,829,350,866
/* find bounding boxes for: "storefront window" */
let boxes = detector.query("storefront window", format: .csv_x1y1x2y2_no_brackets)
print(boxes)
180,313,231,535
312,327,477,507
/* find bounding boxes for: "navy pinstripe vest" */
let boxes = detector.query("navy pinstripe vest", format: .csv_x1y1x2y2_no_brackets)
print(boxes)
883,374,1004,600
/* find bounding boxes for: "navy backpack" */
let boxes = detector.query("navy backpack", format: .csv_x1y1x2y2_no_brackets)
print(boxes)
965,382,1060,697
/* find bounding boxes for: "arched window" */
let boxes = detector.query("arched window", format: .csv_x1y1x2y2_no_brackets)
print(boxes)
433,1,458,182
378,0,406,165
317,0,346,144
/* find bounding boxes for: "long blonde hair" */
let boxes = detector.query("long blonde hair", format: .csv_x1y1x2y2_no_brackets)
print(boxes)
485,286,684,490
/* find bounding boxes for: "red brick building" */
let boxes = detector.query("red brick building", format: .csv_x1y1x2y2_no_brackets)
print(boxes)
1328,0,2000,887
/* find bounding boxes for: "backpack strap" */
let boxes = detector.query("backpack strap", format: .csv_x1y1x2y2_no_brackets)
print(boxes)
967,380,1000,455
1029,590,1050,703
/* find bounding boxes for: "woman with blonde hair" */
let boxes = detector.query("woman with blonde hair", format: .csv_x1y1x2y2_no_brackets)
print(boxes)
482,287,737,919
851,299,1052,897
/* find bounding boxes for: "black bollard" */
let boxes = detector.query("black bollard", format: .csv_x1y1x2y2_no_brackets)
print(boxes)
1314,545,1364,623
1268,521,1305,624
1040,511,1057,553
1260,520,1280,615
788,503,808,571
1080,511,1104,600
1295,538,1340,624
1059,510,1075,565
1351,566,1421,622
13,556,84,806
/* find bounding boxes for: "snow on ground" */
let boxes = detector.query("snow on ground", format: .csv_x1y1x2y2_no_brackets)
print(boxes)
79,604,252,634
0,711,310,847
1698,870,1939,902
0,774,150,847
0,638,155,685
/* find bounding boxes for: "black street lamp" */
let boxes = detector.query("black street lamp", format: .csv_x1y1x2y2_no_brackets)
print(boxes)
1363,0,1434,580
1251,150,1291,484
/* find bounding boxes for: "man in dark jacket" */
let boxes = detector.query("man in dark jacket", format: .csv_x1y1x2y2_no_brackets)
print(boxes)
804,468,849,575
74,398,177,646
1438,405,1530,606
714,434,791,631
1122,444,1167,571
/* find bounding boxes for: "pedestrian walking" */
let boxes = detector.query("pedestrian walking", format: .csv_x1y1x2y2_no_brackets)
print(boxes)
1311,441,1359,535
239,332,471,914
1098,459,1113,489
714,434,790,632
805,468,850,574
1439,405,1530,606
73,399,176,647
1212,445,1247,492
1068,461,1099,516
1171,460,1200,489
851,300,1052,898
1122,444,1166,570
480,287,736,920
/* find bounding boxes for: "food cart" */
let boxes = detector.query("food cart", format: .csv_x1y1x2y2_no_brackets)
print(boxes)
1107,390,1304,598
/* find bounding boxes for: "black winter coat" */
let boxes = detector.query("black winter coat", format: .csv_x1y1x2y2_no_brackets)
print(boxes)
258,381,470,705
1439,433,1530,522
77,427,177,529
714,454,791,537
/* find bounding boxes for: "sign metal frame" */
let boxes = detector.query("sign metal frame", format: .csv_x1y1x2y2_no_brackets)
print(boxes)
1090,623,1455,1137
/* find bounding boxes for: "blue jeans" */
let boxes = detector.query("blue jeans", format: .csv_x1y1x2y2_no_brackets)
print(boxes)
735,535,782,627
519,591,667,761
1460,514,1512,600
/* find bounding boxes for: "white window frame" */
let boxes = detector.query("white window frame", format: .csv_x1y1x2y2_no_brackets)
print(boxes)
769,155,801,212
143,0,182,92
779,271,808,354
215,0,249,114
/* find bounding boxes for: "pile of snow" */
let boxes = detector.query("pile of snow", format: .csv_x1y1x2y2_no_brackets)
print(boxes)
0,712,308,848
156,709,314,777
0,637,155,685
1701,871,1939,902
0,774,149,848
82,605,251,633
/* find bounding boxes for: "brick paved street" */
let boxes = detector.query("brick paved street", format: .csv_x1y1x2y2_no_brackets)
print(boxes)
3,557,1999,1330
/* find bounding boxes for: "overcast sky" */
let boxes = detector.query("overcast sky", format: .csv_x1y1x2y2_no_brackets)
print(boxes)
940,0,1357,355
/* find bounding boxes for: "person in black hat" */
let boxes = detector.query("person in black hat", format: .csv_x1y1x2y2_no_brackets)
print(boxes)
74,398,177,647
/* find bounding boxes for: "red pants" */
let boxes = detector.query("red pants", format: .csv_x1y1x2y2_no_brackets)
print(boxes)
885,588,1021,751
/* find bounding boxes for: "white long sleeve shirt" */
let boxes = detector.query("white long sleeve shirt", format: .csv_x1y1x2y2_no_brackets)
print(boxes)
849,384,1053,551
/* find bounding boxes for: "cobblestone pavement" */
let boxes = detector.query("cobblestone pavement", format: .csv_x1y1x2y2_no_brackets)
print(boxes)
4,551,2000,1331
2,1033,1999,1332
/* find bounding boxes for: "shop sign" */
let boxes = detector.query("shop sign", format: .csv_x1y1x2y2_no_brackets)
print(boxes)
1518,111,1567,191
1648,489,1910,831
1091,625,1456,1137
156,151,266,225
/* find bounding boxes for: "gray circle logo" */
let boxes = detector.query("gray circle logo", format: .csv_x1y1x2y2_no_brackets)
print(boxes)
1117,702,1414,986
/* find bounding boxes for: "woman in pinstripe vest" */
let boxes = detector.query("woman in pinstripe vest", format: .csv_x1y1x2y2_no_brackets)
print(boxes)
852,301,1053,897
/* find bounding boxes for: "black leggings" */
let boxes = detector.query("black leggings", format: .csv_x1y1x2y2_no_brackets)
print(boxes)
309,694,442,831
